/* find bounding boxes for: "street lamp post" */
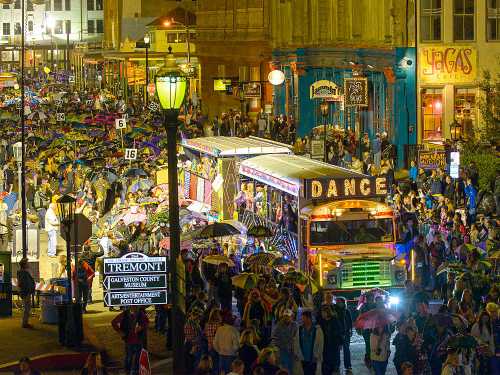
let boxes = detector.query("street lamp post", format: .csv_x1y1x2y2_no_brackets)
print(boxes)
320,100,329,162
12,142,22,213
155,47,187,374
144,34,150,106
56,194,82,347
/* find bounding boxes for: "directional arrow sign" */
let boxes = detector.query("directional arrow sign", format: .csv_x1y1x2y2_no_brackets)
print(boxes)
103,274,167,290
104,290,168,307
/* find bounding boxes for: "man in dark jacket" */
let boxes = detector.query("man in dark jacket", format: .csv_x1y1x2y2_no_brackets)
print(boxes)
318,304,343,375
112,306,149,375
335,297,353,374
17,258,35,328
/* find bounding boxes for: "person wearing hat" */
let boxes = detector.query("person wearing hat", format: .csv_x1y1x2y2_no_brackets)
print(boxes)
270,308,299,373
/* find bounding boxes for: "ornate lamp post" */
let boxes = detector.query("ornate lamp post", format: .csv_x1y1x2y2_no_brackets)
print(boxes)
320,100,329,162
144,34,150,106
56,194,82,347
450,120,462,143
155,47,187,374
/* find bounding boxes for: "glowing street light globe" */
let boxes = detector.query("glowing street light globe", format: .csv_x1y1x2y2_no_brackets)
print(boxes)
155,51,187,110
268,69,285,86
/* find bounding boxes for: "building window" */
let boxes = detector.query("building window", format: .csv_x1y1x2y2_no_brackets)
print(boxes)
488,0,500,40
3,23,10,36
55,20,63,34
455,88,476,140
14,0,20,9
178,32,186,43
65,20,71,34
87,0,94,11
28,21,33,32
65,0,70,10
87,20,95,34
454,0,474,40
54,0,62,11
96,0,103,10
2,4,9,9
421,0,442,41
421,88,443,141
167,33,177,43
14,23,21,35
27,0,33,11
96,19,103,33
189,32,196,40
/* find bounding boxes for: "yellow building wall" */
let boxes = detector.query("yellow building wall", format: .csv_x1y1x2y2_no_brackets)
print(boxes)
417,0,500,143
269,0,411,49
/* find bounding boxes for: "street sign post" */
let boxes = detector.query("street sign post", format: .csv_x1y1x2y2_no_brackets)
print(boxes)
103,253,168,307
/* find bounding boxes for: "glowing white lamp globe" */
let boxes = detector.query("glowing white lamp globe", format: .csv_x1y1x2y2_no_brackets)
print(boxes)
268,69,285,86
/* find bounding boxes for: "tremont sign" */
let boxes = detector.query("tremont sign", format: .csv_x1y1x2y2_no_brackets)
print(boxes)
103,252,168,307
304,176,388,200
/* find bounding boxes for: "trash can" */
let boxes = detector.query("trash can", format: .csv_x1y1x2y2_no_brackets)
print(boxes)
40,292,59,324
56,302,83,347
50,278,71,303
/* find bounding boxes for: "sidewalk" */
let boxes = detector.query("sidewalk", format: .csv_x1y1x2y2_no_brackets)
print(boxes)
0,291,171,373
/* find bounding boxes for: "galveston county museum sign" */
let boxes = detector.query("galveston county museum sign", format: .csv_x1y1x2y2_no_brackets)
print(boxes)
103,252,168,306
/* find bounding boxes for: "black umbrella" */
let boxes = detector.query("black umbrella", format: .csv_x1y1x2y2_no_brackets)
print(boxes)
247,225,273,238
197,222,243,239
124,168,148,177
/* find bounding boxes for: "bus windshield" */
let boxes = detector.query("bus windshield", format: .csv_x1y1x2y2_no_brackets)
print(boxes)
310,218,394,245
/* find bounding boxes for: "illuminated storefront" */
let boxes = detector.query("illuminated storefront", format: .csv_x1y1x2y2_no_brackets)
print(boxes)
418,45,478,143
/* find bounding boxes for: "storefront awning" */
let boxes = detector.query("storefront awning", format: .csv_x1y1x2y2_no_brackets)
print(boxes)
239,154,366,197
181,136,292,158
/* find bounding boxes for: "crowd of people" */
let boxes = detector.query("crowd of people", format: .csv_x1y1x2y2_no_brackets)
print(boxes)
1,78,498,375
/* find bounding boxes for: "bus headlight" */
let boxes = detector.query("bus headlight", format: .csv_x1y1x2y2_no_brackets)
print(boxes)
388,296,400,307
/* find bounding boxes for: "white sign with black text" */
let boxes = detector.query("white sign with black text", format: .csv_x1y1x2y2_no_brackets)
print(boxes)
56,113,65,122
124,148,138,160
115,118,127,130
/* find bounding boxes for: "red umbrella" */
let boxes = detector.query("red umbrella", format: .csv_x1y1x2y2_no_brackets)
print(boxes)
354,308,399,330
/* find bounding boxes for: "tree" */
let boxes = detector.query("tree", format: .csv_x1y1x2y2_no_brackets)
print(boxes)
477,70,500,145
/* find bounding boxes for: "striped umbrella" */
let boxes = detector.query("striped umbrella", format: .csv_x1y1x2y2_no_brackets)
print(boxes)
245,252,279,267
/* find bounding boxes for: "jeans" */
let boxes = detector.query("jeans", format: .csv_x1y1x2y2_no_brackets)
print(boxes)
302,361,317,375
124,343,142,375
342,341,352,369
78,282,89,311
21,295,31,327
372,360,388,375
278,349,293,373
219,354,236,374
47,229,57,257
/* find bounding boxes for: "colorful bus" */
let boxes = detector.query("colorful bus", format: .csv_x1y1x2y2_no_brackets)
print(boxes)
302,199,406,296
239,154,406,298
